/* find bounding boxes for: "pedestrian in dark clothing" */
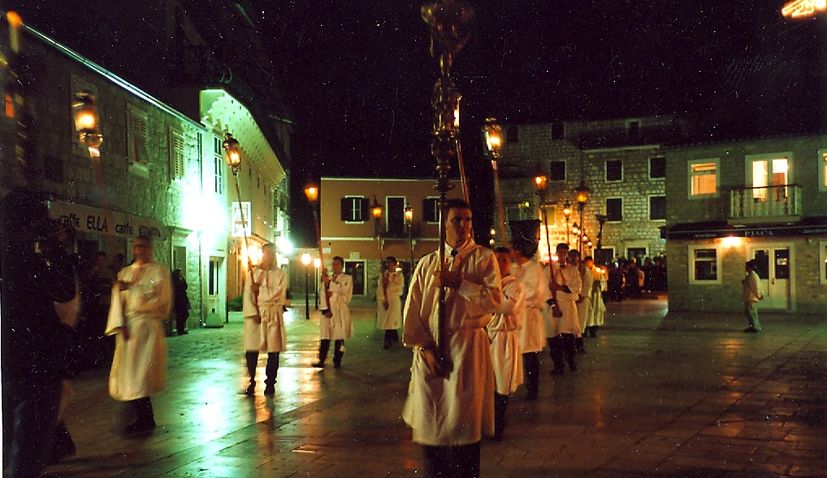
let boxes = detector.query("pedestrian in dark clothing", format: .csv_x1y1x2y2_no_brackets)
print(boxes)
172,269,191,335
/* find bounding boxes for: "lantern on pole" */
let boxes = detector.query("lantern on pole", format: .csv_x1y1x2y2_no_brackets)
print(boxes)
482,117,507,243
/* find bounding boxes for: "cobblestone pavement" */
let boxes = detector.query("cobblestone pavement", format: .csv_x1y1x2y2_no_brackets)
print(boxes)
42,299,827,478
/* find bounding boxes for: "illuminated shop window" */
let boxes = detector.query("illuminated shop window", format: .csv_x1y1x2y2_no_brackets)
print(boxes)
688,159,719,197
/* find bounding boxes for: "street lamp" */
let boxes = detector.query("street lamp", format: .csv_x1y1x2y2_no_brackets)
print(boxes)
72,91,103,157
533,169,554,265
595,213,607,260
405,206,415,270
224,133,258,315
563,199,572,246
301,252,312,320
483,117,507,243
370,196,384,259
574,179,590,256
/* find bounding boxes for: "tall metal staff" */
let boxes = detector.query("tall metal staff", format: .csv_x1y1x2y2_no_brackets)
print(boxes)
304,180,332,318
421,0,473,376
223,133,259,317
482,118,507,244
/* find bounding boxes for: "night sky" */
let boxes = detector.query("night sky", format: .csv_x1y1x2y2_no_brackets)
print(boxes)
7,0,825,246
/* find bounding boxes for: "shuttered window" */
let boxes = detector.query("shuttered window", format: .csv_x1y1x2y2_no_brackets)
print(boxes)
340,196,366,222
127,106,148,166
169,128,185,180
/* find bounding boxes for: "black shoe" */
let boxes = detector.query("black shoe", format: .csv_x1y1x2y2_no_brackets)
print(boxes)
264,384,275,396
242,383,255,396
333,362,342,369
312,361,325,368
125,420,156,434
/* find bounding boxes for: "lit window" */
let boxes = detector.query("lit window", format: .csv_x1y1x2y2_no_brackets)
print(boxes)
340,196,366,222
4,91,14,119
690,246,720,283
689,160,719,197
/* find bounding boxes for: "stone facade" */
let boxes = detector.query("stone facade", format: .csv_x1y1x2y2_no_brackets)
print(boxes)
497,116,686,261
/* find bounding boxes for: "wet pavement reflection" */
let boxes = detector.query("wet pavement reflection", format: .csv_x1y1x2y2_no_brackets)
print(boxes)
43,299,827,477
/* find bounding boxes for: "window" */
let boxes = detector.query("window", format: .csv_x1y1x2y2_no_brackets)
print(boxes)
344,260,366,296
208,258,221,296
340,196,367,222
627,120,640,138
649,195,666,221
505,126,519,143
386,197,406,235
551,122,565,140
819,149,827,192
820,241,827,285
127,105,149,168
212,135,224,194
627,247,647,261
169,128,185,180
689,246,720,284
423,197,440,223
605,160,623,182
506,205,535,222
606,198,622,222
689,159,719,197
549,160,566,181
649,156,666,179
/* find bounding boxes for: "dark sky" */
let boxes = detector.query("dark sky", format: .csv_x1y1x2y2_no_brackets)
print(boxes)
7,0,825,246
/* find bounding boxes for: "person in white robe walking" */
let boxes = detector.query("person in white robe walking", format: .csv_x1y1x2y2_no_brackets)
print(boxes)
402,199,501,478
584,258,606,337
576,256,594,354
488,247,524,440
105,235,172,434
376,256,404,349
242,243,287,396
548,247,582,374
313,256,353,368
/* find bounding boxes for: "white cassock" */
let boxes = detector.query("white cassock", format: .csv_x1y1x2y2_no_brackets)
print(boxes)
487,275,524,396
577,266,594,336
319,273,353,340
586,269,606,328
402,239,501,446
105,262,172,401
552,263,582,336
376,271,404,330
517,259,549,353
242,266,288,352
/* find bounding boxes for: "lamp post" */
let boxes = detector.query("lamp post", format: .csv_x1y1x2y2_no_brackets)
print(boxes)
562,200,572,246
303,179,329,316
405,206,415,270
301,252,312,320
595,213,607,260
574,179,590,256
370,196,384,264
533,170,553,264
421,0,473,376
482,117,507,243
224,133,258,316
313,257,321,309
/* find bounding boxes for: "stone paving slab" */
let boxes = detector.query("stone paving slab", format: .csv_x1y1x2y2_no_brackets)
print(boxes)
38,299,827,477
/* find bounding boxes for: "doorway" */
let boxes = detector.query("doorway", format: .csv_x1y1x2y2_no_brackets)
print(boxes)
750,245,791,310
344,260,365,296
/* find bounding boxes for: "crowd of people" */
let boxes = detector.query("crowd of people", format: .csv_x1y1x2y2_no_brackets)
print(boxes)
605,255,667,301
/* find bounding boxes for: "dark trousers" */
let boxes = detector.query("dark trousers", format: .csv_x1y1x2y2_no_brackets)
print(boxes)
245,351,279,386
133,397,155,425
318,339,345,366
522,352,540,398
548,336,564,372
494,393,510,439
383,329,399,348
5,375,62,478
561,333,577,371
176,313,188,335
422,441,481,478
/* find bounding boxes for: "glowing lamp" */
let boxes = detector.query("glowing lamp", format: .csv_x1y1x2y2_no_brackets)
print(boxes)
482,117,504,159
533,172,549,195
563,200,572,218
404,206,413,223
313,257,321,269
782,0,826,18
587,241,593,248
370,196,383,220
489,228,496,236
222,133,241,174
574,180,590,205
303,181,320,203
72,91,103,149
721,236,743,248
300,252,312,266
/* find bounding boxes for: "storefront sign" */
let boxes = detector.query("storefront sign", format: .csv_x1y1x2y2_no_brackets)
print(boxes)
48,200,165,240
665,222,827,240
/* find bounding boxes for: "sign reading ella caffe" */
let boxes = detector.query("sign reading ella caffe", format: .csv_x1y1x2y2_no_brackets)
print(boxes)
48,200,165,240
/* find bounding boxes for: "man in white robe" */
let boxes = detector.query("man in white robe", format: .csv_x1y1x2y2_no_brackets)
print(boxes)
487,247,524,441
553,250,582,373
105,235,172,434
584,258,606,337
576,256,595,354
402,199,501,478
546,242,568,375
313,256,353,368
242,243,287,396
376,256,404,349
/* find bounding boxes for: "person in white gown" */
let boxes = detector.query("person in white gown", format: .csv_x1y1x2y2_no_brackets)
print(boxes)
241,243,287,396
376,256,404,349
584,257,606,337
576,256,594,354
105,235,172,434
402,199,501,478
548,247,582,374
313,256,353,368
487,247,524,440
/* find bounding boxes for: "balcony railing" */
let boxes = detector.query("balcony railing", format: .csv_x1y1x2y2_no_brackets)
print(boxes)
729,184,801,221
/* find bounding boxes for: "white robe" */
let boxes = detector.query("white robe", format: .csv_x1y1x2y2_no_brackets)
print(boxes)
577,266,594,335
105,262,171,401
319,273,353,340
548,262,582,336
517,259,549,353
487,275,524,396
586,274,606,328
376,271,404,330
402,239,501,446
242,266,288,352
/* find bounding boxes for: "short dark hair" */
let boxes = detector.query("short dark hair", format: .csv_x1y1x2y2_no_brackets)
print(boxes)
494,246,511,254
746,259,757,269
332,256,344,265
556,242,569,253
445,198,471,211
385,256,397,264
584,256,594,262
262,243,275,252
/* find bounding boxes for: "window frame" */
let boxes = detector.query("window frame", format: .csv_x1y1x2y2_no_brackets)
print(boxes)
385,196,406,235
212,135,225,194
423,196,440,224
551,122,565,140
549,160,566,181
688,244,722,285
648,195,667,221
818,149,827,192
605,159,623,183
687,158,721,199
342,196,367,223
127,104,149,177
649,156,666,180
168,126,185,181
605,197,623,223
820,240,827,285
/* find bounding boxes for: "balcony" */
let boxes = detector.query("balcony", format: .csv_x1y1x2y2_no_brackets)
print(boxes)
729,184,802,224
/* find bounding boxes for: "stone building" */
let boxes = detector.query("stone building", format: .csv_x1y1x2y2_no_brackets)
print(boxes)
663,135,827,315
496,116,688,262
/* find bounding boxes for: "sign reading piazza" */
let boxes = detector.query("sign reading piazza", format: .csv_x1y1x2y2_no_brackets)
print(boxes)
48,200,165,240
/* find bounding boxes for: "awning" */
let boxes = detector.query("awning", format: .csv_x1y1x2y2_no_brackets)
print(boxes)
48,200,166,241
662,218,827,240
